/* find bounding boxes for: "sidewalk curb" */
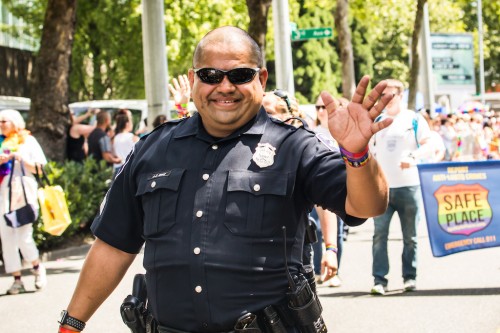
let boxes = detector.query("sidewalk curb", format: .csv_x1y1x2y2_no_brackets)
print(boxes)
0,244,92,275
41,243,92,262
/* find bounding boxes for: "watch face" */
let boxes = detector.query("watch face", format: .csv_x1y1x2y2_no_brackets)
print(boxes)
60,310,67,322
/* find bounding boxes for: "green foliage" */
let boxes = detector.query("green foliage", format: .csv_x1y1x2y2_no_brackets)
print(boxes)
70,0,145,101
455,0,500,92
0,0,47,42
3,0,499,103
33,158,112,250
164,0,249,77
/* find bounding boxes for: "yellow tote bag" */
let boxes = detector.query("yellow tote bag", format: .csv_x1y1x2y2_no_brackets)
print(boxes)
35,164,72,236
38,184,72,236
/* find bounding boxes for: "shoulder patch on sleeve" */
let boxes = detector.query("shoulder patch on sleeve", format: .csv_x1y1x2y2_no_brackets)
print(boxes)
316,132,337,151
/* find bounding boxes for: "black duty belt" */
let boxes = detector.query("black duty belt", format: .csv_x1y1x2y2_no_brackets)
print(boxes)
157,325,236,333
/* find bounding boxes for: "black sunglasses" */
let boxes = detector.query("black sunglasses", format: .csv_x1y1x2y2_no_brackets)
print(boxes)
193,67,260,85
273,89,292,113
315,105,326,111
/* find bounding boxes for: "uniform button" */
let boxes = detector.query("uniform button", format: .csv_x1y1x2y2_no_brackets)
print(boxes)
193,247,201,254
196,210,203,218
253,184,261,192
202,173,209,181
203,323,208,328
212,144,218,150
151,181,156,188
195,286,202,293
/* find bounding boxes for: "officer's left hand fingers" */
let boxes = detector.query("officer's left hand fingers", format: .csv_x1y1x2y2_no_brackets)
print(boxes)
359,78,385,113
320,91,340,116
371,117,393,135
351,75,370,105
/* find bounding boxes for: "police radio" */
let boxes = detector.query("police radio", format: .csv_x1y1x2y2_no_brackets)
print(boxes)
282,227,327,333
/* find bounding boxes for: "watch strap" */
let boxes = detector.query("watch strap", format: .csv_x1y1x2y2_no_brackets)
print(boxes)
59,310,86,331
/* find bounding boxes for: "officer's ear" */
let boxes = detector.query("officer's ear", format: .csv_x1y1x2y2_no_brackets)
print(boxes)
188,69,195,90
259,68,268,91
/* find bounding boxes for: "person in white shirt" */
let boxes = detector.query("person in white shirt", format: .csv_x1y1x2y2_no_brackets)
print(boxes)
112,110,138,177
369,79,431,295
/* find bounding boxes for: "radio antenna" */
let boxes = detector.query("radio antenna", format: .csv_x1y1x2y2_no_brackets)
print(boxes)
282,226,295,289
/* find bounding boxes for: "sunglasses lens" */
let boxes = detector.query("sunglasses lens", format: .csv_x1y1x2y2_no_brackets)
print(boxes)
227,68,258,84
196,68,224,84
196,68,258,85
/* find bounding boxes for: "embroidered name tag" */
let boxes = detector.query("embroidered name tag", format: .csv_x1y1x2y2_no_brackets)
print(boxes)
149,170,172,179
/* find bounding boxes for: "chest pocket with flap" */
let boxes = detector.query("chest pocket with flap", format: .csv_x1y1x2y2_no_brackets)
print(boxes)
136,168,185,236
225,170,291,237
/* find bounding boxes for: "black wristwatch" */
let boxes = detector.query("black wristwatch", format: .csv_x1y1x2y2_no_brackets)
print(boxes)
59,310,86,331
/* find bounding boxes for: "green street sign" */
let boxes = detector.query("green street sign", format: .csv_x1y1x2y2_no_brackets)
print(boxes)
291,27,333,41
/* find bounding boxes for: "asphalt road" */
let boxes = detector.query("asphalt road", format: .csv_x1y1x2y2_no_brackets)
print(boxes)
1,216,499,333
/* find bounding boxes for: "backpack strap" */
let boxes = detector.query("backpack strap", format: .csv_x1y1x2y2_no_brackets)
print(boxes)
412,113,420,148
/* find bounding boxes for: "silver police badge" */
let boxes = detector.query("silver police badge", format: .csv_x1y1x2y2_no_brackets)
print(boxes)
253,143,276,168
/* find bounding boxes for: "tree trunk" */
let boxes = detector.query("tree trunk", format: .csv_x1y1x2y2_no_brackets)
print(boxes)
334,0,355,100
246,0,272,66
28,0,77,162
408,0,427,111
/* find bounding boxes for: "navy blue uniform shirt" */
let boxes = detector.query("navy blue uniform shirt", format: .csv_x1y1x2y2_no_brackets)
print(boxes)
92,108,365,331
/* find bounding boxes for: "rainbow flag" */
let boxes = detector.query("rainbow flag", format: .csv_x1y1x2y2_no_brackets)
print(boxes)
418,161,500,257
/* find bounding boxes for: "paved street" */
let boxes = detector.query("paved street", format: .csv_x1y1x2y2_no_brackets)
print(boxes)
1,216,499,333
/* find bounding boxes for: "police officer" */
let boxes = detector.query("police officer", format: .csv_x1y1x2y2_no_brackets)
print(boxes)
58,26,393,333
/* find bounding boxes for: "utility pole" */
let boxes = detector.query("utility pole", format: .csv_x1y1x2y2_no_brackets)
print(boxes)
142,0,169,129
477,0,485,103
420,3,434,115
272,0,295,95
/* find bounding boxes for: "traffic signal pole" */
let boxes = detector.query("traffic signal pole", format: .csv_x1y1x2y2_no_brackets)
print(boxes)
272,0,295,95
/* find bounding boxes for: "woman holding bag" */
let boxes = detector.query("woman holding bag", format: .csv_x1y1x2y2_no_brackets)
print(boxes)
0,109,47,295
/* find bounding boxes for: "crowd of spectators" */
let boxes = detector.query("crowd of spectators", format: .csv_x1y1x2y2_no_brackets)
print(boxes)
431,110,500,162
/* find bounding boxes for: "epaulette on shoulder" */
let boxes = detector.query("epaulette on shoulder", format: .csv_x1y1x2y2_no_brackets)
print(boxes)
269,116,311,131
139,117,187,141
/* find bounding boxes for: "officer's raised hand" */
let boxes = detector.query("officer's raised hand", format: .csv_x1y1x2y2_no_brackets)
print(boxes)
321,75,393,153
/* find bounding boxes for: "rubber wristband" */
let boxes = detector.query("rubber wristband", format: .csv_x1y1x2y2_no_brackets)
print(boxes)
339,146,370,168
325,246,338,254
59,326,80,333
339,145,369,159
325,244,338,253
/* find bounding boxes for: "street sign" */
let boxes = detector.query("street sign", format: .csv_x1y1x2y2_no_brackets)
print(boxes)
430,33,475,87
291,27,333,42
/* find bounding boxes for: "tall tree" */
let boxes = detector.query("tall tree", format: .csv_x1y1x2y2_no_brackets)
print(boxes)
69,0,144,101
408,0,427,111
334,0,355,99
27,0,77,161
246,0,272,65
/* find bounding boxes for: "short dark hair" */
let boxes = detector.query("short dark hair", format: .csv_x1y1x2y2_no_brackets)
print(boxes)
96,110,110,126
193,26,263,68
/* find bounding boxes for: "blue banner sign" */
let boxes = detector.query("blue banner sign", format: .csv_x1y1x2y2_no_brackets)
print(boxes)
417,161,500,257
